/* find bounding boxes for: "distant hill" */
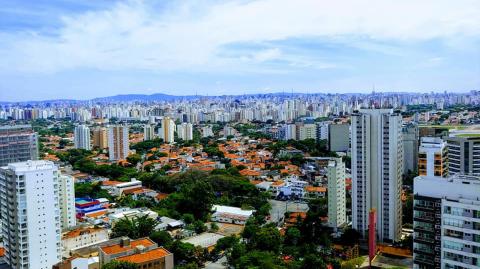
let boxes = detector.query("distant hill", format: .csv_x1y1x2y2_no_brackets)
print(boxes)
1,91,421,105
91,93,199,102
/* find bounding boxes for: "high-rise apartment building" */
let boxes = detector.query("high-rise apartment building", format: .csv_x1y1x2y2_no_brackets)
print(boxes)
0,160,62,269
223,126,236,138
143,124,156,141
326,157,347,229
177,123,193,141
446,134,480,175
351,108,403,242
316,122,329,141
298,123,317,141
74,124,91,150
108,125,129,161
159,117,175,143
413,174,480,269
201,125,214,138
418,137,448,177
402,123,419,174
92,127,108,149
59,174,76,230
284,124,297,140
0,125,38,167
328,123,350,152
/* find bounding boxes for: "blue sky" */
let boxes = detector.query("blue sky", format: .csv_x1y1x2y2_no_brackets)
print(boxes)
0,0,479,101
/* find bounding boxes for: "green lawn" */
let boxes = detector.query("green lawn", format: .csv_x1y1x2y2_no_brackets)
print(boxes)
418,125,467,130
455,133,480,137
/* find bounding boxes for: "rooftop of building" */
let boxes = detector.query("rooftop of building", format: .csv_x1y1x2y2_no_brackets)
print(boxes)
3,160,55,171
212,205,255,217
414,174,480,201
63,226,105,239
116,247,171,264
100,238,155,255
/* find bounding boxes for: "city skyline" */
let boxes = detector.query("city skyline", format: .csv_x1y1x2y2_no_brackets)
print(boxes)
1,0,479,101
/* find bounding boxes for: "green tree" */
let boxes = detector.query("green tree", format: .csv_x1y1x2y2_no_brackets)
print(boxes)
284,227,301,246
249,225,283,254
168,241,206,266
339,228,361,246
126,154,142,166
111,215,157,239
235,250,285,269
149,230,173,247
301,254,326,269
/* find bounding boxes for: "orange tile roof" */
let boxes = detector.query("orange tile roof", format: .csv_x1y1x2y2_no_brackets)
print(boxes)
117,247,170,264
0,247,4,257
239,169,261,177
305,186,327,193
121,186,144,195
155,193,169,200
102,180,123,186
271,180,285,186
85,210,107,218
101,238,155,255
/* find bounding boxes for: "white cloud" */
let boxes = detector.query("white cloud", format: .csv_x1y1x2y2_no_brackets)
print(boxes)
0,0,479,73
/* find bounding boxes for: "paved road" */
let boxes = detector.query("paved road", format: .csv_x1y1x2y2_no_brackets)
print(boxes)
268,199,309,225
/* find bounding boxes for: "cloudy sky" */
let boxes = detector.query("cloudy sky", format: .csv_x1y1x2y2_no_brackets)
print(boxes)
0,0,479,101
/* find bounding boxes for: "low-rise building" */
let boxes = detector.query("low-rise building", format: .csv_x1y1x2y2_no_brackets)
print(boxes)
109,208,158,226
62,227,109,258
99,237,173,269
211,205,255,225
75,198,109,220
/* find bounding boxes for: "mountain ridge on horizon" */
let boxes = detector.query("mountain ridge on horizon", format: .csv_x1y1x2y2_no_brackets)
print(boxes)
0,90,472,104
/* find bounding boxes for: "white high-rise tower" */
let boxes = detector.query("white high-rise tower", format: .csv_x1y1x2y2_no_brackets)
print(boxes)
74,124,91,150
0,160,62,269
351,108,403,242
177,123,193,141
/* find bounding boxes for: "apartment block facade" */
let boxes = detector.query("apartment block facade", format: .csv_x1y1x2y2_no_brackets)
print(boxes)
418,137,448,177
0,125,38,167
0,161,62,269
413,174,480,269
351,108,403,242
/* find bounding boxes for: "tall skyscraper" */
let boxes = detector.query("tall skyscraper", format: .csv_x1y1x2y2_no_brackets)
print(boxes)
59,174,76,230
159,117,175,143
418,137,448,177
0,125,38,167
108,125,129,161
446,134,480,175
0,160,62,269
92,126,108,149
413,174,480,269
143,124,156,141
351,108,403,242
74,124,91,150
326,157,347,229
177,123,193,141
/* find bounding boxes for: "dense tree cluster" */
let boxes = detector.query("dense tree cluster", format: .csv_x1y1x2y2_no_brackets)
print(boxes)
57,149,138,181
